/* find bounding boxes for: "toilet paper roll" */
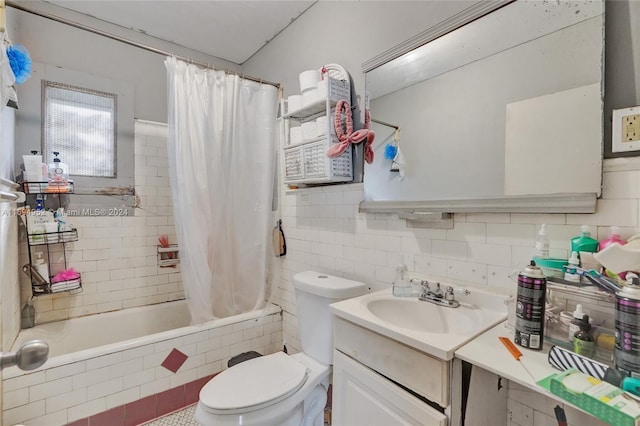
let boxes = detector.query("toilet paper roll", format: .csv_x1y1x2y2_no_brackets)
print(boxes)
302,89,318,107
299,70,321,93
287,95,302,113
301,122,317,141
316,79,327,97
290,127,302,145
316,116,328,137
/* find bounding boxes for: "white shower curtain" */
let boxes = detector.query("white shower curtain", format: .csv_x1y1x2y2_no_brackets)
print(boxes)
165,57,278,323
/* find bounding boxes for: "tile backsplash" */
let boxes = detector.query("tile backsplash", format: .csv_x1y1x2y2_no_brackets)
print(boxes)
271,157,640,425
274,157,640,352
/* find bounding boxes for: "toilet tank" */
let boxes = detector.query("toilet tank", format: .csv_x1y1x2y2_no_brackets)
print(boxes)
293,271,368,365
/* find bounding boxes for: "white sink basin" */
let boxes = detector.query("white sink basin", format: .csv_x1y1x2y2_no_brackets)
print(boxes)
365,297,479,334
330,286,509,360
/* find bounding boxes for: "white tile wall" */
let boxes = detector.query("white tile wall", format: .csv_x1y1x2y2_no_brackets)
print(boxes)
21,120,184,324
2,311,283,425
271,157,640,423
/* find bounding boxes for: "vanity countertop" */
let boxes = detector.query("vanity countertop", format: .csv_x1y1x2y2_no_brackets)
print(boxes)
455,321,617,424
455,321,558,393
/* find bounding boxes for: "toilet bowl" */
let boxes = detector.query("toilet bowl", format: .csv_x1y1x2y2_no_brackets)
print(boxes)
195,352,329,426
195,271,368,426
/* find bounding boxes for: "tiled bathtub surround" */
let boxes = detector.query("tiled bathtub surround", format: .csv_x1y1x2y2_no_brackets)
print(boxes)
22,120,183,324
2,306,283,425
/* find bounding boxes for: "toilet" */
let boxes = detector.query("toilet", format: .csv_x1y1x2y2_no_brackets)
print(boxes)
195,271,368,426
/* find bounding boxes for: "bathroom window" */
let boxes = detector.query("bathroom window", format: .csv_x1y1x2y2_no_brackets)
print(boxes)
42,81,117,178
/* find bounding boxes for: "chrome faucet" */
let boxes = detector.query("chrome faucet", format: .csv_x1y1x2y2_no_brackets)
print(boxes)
417,281,470,308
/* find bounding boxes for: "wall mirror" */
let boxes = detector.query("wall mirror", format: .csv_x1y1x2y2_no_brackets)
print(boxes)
361,0,604,215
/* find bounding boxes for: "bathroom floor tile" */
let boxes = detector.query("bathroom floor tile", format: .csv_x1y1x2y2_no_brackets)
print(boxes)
143,404,197,426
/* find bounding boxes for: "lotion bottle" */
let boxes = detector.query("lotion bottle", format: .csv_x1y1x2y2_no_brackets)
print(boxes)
535,224,550,258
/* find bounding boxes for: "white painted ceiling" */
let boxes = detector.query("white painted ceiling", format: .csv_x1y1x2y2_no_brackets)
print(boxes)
44,1,316,64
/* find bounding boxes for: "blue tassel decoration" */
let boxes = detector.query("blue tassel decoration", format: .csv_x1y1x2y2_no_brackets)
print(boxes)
384,144,398,160
7,44,32,85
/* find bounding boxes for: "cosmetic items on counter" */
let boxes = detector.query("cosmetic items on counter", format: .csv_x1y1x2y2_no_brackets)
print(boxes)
573,314,595,358
570,225,599,255
535,224,549,258
514,260,546,350
568,304,585,340
563,251,581,283
599,226,626,250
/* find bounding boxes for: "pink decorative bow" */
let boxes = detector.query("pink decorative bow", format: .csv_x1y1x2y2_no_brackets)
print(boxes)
326,100,375,164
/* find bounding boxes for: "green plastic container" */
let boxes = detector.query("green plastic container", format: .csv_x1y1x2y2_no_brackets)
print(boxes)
571,225,599,254
533,256,568,278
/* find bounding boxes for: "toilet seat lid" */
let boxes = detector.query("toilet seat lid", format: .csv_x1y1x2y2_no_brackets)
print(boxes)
200,352,308,413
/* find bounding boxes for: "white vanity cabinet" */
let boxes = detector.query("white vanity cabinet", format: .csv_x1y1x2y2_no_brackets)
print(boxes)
282,76,353,185
332,317,448,426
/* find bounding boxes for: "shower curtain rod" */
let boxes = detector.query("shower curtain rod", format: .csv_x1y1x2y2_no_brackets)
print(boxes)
6,0,281,89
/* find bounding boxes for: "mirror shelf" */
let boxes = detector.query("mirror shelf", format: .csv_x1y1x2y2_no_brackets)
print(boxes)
359,193,597,215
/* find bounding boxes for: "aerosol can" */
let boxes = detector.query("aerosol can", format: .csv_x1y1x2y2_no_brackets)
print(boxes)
615,276,640,377
514,260,547,350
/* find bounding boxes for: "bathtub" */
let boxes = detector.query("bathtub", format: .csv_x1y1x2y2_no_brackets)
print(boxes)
11,299,193,358
3,300,283,426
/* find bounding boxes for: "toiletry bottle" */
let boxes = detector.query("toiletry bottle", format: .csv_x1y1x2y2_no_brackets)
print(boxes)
570,225,599,255
392,257,411,297
535,224,550,258
564,251,581,283
48,151,69,186
568,304,585,340
573,314,595,358
599,226,626,251
35,194,44,211
33,252,50,283
20,299,35,329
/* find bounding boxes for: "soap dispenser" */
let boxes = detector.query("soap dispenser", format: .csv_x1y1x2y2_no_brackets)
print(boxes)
392,255,411,297
48,151,69,186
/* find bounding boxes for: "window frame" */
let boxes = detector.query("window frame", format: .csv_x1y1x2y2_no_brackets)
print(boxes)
42,80,118,179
